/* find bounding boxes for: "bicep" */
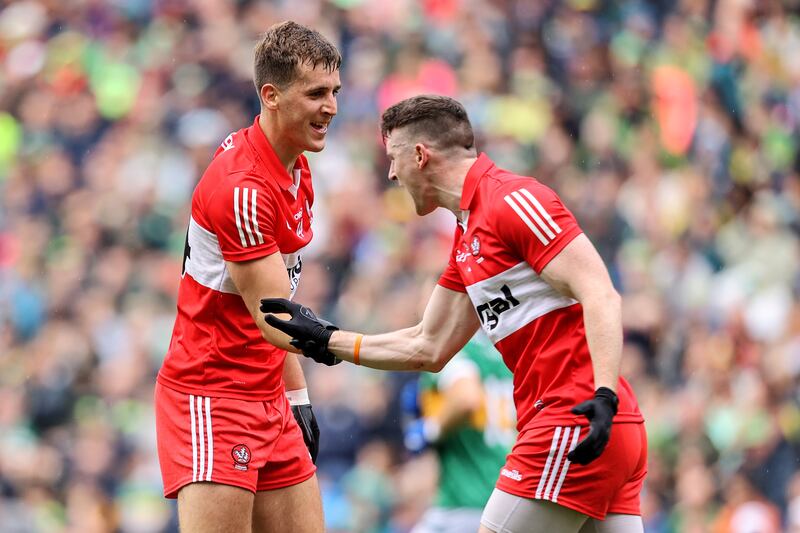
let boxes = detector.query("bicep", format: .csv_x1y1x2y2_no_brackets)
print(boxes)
226,252,294,349
539,234,616,301
418,285,480,368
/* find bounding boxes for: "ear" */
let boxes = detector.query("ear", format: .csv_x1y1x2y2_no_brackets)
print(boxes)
260,83,280,111
415,143,430,169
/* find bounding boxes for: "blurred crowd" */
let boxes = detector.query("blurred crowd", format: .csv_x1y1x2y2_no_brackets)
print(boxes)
1,0,800,531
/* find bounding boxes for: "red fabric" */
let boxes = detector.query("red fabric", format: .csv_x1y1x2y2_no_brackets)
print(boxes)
437,154,643,431
158,116,315,401
496,422,647,520
155,382,315,498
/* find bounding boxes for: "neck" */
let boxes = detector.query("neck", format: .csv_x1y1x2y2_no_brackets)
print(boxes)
434,155,478,217
258,113,299,175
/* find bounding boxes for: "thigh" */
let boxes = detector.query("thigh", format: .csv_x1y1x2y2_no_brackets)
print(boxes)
255,393,316,491
178,482,254,533
252,474,323,533
580,514,644,533
481,489,589,533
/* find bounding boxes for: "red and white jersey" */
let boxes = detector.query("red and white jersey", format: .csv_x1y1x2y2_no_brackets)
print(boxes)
439,154,643,431
158,116,314,401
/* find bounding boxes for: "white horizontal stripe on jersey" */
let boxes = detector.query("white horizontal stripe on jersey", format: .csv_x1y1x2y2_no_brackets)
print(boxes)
184,217,239,294
233,187,247,247
465,262,577,344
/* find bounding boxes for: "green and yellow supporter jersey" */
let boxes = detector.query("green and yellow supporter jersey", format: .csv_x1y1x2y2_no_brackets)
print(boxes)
418,334,516,509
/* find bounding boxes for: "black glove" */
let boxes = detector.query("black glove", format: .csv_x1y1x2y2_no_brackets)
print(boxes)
260,298,341,366
291,403,320,464
567,387,618,465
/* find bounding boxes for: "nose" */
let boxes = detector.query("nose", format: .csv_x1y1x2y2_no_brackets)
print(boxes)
322,92,337,117
388,161,397,182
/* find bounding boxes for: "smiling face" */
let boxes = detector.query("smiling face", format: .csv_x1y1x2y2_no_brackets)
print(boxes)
385,128,437,216
267,62,341,155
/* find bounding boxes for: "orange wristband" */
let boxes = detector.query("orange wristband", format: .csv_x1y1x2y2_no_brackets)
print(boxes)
353,334,363,366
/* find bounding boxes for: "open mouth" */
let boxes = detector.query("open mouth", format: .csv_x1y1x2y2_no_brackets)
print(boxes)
310,122,328,135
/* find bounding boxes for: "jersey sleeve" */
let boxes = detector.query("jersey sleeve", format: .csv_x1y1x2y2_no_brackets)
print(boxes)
204,175,280,261
493,180,583,274
437,228,467,292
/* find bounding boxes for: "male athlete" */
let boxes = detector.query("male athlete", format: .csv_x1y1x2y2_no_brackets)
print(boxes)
262,95,648,532
403,332,515,533
155,22,340,533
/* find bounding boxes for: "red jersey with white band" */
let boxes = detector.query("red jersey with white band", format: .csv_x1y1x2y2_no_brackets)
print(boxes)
158,116,313,401
438,154,643,431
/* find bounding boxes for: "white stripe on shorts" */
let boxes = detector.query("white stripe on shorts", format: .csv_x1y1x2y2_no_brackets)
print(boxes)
189,394,213,482
536,426,582,502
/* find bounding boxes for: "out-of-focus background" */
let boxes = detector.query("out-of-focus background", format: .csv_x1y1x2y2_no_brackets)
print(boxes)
1,0,799,531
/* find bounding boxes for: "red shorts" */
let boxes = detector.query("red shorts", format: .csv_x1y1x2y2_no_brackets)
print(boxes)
154,382,315,498
495,422,647,520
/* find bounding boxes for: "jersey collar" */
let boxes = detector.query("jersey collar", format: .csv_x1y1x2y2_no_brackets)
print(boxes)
459,153,494,210
246,115,297,190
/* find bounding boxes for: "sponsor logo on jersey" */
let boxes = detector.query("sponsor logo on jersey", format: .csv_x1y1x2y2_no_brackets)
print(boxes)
231,444,251,471
476,285,520,330
503,188,561,246
501,468,523,481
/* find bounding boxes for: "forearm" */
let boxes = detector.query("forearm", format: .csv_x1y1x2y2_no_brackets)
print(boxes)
581,291,623,392
282,351,307,390
327,327,446,372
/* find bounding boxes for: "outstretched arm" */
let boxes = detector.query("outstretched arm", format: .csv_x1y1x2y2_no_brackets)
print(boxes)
264,285,480,372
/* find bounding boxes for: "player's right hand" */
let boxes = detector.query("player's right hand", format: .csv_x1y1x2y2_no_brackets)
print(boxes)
260,298,341,366
567,386,618,465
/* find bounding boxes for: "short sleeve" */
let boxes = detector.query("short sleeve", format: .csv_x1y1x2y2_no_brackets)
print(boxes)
437,228,467,292
205,176,280,261
494,181,583,274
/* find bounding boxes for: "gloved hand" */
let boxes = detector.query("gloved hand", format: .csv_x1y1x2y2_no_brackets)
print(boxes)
567,387,618,465
260,298,341,366
291,403,320,464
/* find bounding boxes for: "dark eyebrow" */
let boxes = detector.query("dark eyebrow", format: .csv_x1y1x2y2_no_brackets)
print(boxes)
306,84,341,94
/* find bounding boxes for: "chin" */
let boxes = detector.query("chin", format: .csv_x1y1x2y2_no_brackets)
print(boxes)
415,203,437,217
305,139,326,153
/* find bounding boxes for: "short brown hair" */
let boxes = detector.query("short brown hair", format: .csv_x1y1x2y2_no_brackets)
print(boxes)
254,21,341,92
380,95,474,151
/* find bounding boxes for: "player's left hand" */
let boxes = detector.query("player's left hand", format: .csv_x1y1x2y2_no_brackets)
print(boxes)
291,403,320,463
260,298,341,366
568,387,618,465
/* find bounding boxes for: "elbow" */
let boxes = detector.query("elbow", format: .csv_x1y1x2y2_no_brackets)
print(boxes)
418,349,450,373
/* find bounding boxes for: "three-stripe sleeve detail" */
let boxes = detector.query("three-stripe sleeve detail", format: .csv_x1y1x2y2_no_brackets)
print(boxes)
503,188,562,246
233,187,265,248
